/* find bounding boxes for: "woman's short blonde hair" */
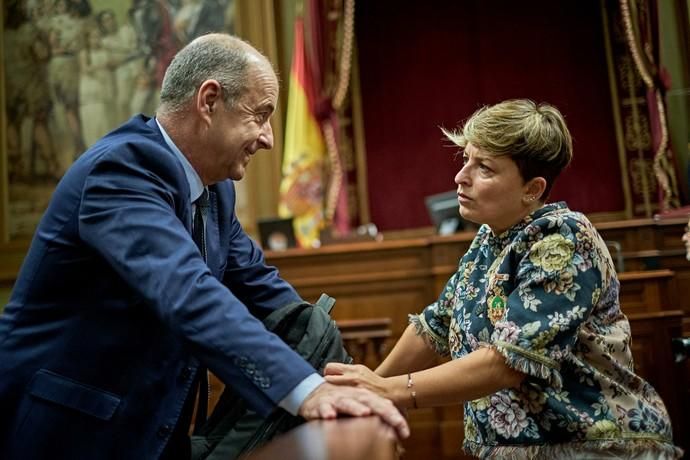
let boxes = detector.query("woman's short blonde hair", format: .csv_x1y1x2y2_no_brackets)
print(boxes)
443,99,573,199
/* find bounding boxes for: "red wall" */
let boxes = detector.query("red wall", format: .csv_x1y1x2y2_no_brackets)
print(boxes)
356,0,623,231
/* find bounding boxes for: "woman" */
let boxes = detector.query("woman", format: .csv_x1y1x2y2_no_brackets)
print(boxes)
325,100,682,459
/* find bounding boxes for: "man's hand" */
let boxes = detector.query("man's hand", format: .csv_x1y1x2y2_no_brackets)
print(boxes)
298,382,410,439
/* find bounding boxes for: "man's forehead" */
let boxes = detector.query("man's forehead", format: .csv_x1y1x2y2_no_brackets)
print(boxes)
245,61,278,85
239,80,278,114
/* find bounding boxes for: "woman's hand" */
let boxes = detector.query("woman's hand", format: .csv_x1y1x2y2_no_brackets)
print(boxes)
324,362,391,400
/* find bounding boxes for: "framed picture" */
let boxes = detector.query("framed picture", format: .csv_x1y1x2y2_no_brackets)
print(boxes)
1,0,237,243
257,217,297,251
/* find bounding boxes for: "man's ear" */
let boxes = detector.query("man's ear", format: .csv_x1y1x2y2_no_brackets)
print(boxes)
196,79,222,123
524,177,547,202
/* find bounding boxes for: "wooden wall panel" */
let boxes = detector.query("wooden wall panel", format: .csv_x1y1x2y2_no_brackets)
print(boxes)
628,311,689,454
267,239,437,339
617,269,676,314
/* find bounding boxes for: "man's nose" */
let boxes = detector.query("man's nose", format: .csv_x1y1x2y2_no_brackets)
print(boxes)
258,122,274,150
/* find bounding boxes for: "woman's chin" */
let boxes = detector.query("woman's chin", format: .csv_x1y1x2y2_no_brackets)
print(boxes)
459,208,477,224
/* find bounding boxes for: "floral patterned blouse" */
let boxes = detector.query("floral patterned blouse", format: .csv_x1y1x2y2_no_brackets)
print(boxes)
411,202,682,459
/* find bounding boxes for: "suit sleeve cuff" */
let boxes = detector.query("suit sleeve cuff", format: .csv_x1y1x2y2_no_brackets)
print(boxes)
278,373,325,415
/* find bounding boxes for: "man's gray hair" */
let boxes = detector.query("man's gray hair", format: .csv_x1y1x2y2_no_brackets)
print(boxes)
159,34,254,113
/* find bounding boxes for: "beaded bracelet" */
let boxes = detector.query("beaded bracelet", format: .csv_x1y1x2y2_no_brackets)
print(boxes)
407,372,418,409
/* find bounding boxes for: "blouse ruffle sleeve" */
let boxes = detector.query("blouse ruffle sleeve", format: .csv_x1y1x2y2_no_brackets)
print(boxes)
409,270,460,357
488,215,609,390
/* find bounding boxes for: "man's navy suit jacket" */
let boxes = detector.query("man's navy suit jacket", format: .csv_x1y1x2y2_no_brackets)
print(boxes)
0,115,314,459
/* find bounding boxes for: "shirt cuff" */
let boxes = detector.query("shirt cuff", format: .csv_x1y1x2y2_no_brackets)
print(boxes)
278,373,325,416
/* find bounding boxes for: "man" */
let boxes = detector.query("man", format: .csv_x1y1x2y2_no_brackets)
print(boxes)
0,34,408,460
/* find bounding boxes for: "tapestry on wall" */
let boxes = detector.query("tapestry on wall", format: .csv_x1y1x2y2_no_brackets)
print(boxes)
2,0,237,241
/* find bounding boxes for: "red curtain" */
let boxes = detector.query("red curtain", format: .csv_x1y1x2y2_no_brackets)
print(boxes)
356,0,623,231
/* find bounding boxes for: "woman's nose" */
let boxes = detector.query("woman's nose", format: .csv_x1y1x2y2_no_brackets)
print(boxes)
455,165,469,185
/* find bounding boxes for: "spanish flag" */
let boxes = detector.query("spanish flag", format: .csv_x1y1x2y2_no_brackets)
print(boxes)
278,16,326,248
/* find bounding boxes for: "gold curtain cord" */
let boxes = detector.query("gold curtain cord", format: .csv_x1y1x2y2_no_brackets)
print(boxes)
619,0,679,211
324,0,355,223
619,0,655,88
323,122,342,221
652,92,680,210
333,0,355,110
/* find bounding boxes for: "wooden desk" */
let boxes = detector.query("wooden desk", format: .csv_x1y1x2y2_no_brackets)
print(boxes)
266,219,689,340
618,269,677,314
244,416,401,460
596,216,690,315
266,238,436,339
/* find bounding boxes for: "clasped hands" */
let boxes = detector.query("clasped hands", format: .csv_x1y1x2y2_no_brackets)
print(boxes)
297,363,409,440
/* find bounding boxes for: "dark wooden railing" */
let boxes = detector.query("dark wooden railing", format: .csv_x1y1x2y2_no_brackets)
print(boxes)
244,416,401,460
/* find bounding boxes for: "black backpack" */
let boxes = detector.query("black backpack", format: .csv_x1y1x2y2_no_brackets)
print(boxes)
190,294,353,460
